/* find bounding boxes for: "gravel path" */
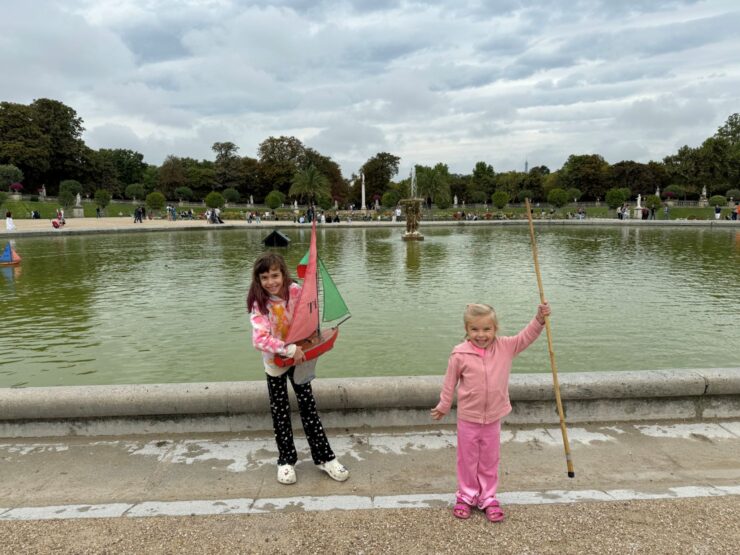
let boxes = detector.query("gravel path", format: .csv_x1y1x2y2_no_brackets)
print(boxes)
1,496,738,554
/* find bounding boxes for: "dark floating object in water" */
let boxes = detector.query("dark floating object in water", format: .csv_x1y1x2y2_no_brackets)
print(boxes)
263,230,291,248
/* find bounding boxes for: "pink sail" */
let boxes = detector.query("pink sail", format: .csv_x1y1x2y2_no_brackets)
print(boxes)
284,220,319,344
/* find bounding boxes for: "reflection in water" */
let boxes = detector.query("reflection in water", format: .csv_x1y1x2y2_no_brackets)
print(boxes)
1,226,738,387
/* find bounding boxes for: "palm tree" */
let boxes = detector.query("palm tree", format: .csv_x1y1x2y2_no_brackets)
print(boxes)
290,166,330,205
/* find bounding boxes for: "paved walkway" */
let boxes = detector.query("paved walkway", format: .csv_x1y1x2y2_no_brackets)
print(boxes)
1,419,739,552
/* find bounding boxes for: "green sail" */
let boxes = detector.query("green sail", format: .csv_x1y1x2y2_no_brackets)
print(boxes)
319,258,350,322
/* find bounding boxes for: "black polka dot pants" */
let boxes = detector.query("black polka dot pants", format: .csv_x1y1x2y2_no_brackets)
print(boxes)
266,367,336,466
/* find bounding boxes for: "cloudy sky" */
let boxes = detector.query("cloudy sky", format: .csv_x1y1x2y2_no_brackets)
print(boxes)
2,0,739,178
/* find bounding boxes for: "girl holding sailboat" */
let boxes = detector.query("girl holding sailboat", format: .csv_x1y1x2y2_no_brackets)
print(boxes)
247,252,350,485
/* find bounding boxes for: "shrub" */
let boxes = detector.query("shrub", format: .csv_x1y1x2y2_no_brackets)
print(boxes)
146,191,166,212
491,190,510,209
317,195,332,210
547,188,569,208
265,190,285,210
205,191,225,209
59,189,75,208
605,188,627,209
222,188,240,203
30,195,39,202
709,195,727,206
663,184,685,199
725,188,740,201
0,164,23,189
9,182,23,192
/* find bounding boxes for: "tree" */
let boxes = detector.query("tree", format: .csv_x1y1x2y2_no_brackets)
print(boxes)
0,164,23,190
30,98,86,190
491,190,510,209
59,179,82,197
222,187,240,203
265,190,285,209
644,194,662,210
566,188,582,202
290,166,330,204
726,188,740,201
359,152,400,204
174,186,193,201
94,189,111,211
146,191,166,213
547,188,569,207
212,141,241,189
158,155,187,199
205,191,225,209
605,188,628,208
471,161,496,198
97,148,146,192
416,163,451,206
125,183,146,200
715,113,740,146
258,136,306,167
559,154,609,200
0,102,50,188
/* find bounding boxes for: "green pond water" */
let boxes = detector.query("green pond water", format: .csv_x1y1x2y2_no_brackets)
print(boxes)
1,225,738,388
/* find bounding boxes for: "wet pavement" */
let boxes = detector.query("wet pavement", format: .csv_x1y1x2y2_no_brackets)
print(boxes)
1,419,739,553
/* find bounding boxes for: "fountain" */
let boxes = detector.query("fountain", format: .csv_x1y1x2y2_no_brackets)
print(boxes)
400,167,424,241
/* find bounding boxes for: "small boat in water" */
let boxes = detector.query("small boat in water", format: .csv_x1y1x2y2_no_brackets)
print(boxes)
0,242,21,266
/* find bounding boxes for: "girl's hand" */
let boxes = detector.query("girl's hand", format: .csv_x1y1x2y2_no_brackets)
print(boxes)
293,346,306,364
430,408,446,420
536,302,551,324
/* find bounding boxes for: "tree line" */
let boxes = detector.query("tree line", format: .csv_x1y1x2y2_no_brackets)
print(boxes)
1,98,739,210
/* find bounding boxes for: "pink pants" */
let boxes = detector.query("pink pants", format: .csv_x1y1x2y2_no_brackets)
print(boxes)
456,418,501,509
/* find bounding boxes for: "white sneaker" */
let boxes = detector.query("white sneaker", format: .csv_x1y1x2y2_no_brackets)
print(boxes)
277,464,296,484
319,459,349,482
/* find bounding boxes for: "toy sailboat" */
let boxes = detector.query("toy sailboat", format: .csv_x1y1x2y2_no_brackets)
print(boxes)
0,242,21,266
274,220,350,367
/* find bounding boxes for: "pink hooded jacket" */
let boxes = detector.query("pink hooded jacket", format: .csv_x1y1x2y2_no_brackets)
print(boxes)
435,317,545,424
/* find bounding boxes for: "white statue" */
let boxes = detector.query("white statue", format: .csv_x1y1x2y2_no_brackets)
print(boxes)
636,194,642,209
453,195,458,207
75,193,82,207
249,194,254,206
655,186,660,198
701,185,707,198
293,200,298,209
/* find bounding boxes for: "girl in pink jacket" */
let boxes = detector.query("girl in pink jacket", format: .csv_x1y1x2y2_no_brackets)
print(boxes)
248,252,349,485
431,302,550,522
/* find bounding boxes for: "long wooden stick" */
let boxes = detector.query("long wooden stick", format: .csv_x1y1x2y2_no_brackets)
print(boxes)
524,198,575,478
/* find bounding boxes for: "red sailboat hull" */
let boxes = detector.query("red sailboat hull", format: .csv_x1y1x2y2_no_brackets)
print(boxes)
274,327,339,368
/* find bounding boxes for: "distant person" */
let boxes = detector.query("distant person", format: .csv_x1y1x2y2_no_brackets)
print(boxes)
247,252,349,485
96,206,101,218
664,203,670,219
5,211,16,231
714,205,722,220
732,203,738,220
432,301,551,523
649,206,656,220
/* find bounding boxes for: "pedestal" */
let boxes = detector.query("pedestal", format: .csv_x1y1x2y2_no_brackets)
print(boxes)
71,207,84,218
402,232,425,241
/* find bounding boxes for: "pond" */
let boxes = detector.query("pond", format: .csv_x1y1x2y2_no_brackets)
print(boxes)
1,225,738,387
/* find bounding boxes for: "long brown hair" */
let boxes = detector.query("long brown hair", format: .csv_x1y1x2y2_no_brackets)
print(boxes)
246,252,294,315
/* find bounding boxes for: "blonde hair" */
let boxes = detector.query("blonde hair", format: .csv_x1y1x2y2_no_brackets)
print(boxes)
463,303,499,334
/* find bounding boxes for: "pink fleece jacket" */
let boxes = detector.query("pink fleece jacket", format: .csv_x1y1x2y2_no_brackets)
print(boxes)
435,317,545,424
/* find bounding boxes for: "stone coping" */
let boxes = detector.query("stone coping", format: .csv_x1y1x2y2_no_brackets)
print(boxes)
1,369,738,422
2,216,738,238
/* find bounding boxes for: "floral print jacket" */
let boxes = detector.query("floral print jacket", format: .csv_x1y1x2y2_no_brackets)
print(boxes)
249,282,301,376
